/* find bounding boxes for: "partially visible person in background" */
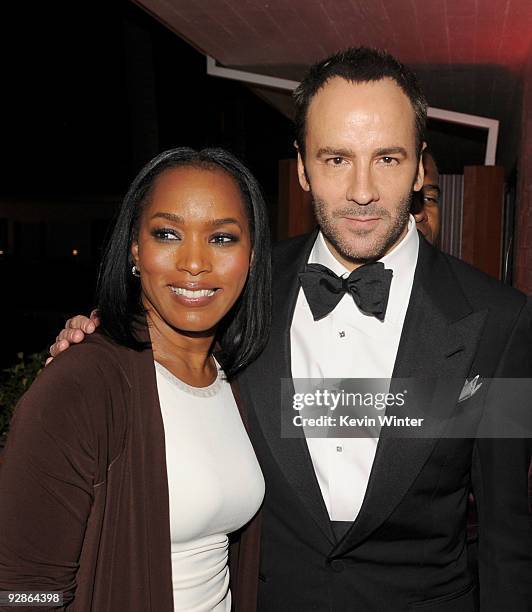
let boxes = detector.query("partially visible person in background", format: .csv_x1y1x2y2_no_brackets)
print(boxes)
411,148,441,244
0,147,270,611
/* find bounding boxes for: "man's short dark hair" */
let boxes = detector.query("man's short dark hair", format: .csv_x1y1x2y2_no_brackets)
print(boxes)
294,47,427,158
96,147,271,380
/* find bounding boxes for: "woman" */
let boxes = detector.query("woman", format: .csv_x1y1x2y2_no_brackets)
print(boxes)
0,148,270,611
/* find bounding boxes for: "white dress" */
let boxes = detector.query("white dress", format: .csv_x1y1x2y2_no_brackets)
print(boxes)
155,362,265,612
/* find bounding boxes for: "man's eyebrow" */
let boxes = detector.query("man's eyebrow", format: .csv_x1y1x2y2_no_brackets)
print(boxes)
423,184,441,194
316,147,355,157
150,212,242,227
374,147,408,157
316,146,409,158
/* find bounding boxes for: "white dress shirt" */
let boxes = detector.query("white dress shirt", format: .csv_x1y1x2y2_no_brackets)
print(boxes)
290,217,419,521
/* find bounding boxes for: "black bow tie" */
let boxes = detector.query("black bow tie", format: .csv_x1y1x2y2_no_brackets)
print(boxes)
298,262,393,321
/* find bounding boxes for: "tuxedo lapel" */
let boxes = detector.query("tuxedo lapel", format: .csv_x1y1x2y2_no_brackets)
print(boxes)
248,230,335,544
332,238,488,555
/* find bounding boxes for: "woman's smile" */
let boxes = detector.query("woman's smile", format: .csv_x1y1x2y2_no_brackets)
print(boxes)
168,284,220,304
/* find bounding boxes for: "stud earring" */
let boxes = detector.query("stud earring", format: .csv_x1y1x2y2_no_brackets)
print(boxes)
131,265,140,277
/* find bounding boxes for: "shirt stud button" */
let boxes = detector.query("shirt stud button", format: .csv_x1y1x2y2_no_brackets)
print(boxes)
339,331,346,338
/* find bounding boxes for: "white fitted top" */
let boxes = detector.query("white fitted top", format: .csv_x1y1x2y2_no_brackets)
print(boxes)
155,362,265,611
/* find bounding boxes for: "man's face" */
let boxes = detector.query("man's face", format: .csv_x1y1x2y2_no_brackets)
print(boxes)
297,77,424,270
413,153,441,245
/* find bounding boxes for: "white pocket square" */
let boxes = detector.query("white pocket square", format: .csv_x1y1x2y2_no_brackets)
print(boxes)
458,375,483,402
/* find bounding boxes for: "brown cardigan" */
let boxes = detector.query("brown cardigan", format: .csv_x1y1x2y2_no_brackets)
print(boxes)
0,328,261,611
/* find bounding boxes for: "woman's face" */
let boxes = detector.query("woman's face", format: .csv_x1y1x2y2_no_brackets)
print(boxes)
131,165,252,336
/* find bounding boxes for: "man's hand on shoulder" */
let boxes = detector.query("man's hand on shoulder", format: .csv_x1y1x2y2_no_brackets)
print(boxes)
46,310,101,365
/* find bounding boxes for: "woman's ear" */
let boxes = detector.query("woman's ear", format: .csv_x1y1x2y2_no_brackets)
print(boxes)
131,241,139,267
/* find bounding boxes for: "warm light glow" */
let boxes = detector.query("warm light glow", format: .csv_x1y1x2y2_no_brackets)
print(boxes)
0,250,4,255
72,249,78,256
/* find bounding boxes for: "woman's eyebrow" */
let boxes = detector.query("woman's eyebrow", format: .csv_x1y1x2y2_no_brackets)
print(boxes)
210,217,241,227
150,212,241,228
150,212,184,223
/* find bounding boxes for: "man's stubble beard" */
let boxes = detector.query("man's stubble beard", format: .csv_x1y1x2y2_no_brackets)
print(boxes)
311,191,413,266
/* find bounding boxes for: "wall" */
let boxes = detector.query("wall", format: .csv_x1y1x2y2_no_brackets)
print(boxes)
514,46,532,293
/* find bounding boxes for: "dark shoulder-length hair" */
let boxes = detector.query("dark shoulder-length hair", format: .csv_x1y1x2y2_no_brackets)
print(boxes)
96,147,271,379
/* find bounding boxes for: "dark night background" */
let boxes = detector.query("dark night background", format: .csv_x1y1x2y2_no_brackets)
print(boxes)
0,1,498,369
0,1,294,368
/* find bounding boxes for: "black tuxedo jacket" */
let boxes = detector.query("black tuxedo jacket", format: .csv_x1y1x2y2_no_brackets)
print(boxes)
238,231,532,612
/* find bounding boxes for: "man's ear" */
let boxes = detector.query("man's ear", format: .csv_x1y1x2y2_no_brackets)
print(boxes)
296,147,311,192
413,141,426,192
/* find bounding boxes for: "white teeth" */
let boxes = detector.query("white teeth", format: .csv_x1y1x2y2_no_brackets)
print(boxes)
170,287,216,298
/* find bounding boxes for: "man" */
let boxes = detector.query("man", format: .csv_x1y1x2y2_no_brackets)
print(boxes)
51,48,531,611
411,149,441,244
